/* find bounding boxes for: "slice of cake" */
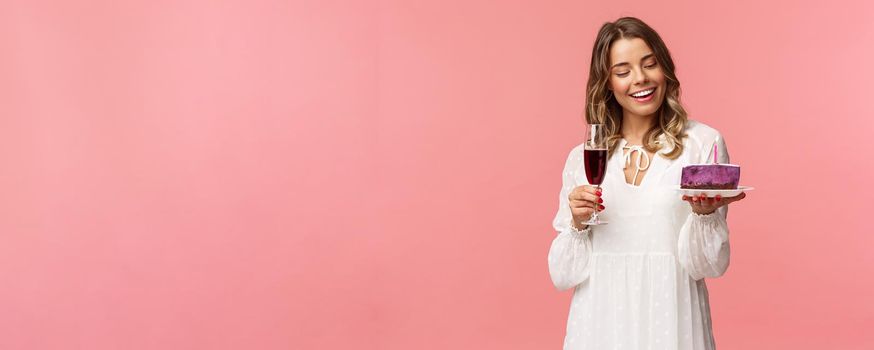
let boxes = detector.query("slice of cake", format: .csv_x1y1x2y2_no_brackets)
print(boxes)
680,164,740,189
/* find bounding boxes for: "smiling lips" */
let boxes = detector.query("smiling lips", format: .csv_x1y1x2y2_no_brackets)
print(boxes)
630,87,656,102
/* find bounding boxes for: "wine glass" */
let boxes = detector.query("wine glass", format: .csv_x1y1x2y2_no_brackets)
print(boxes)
582,124,608,225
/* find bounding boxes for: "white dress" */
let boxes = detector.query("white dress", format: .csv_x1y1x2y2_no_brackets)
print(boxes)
548,120,733,350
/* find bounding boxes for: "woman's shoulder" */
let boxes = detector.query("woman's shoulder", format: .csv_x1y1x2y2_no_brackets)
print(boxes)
683,119,724,150
562,143,586,164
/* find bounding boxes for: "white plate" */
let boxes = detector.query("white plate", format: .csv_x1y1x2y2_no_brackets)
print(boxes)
673,185,754,198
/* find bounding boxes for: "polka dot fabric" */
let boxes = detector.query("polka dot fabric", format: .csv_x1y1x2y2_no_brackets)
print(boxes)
548,121,732,350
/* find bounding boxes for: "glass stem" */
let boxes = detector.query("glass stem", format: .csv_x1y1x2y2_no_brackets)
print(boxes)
591,184,601,223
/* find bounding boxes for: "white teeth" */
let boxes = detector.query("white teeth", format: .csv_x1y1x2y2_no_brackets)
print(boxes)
631,88,654,97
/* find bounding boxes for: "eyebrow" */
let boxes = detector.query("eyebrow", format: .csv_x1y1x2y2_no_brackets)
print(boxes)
611,53,655,70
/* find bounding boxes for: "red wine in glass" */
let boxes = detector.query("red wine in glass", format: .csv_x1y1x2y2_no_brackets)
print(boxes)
582,124,608,225
584,149,608,185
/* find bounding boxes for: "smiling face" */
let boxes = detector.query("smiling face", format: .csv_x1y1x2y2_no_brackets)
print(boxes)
607,37,667,119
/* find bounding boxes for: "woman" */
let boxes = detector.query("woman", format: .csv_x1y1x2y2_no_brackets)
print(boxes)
547,17,747,349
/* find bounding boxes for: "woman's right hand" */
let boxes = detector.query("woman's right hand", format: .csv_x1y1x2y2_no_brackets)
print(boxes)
568,185,604,230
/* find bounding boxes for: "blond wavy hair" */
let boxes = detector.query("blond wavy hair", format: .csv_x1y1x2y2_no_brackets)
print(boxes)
585,17,688,159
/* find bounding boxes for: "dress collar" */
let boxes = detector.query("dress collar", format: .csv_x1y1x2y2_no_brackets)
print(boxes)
619,133,670,151
613,133,677,188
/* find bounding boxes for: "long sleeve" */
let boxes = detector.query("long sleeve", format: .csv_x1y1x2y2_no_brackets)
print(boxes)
678,134,732,280
547,146,593,291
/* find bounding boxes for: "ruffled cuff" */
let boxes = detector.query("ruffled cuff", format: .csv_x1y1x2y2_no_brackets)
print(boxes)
567,219,592,239
548,219,594,291
691,210,720,219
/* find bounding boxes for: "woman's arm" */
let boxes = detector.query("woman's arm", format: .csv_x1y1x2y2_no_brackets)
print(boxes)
677,134,737,280
678,207,731,280
547,147,594,291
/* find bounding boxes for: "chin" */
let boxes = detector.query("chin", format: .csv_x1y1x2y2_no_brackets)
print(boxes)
630,106,659,117
638,98,665,115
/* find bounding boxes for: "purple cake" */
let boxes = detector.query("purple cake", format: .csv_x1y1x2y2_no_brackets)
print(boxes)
680,164,740,189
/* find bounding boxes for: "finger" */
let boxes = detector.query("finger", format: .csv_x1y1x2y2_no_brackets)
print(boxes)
572,207,594,219
687,199,704,211
569,199,597,209
569,190,600,203
586,188,602,199
572,186,593,196
568,188,584,202
574,200,605,211
572,206,594,215
582,185,602,196
691,197,716,211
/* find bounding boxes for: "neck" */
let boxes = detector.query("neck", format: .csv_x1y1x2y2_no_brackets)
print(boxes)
620,111,657,145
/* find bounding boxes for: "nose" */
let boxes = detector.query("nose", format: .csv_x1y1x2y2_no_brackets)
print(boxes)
632,67,649,85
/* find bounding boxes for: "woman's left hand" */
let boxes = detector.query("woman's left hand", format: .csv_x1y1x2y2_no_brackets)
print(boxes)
682,192,747,215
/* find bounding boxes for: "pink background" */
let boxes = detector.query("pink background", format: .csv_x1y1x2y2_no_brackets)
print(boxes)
1,0,872,349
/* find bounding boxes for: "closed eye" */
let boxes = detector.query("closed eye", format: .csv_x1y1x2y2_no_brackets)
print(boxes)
616,63,657,77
